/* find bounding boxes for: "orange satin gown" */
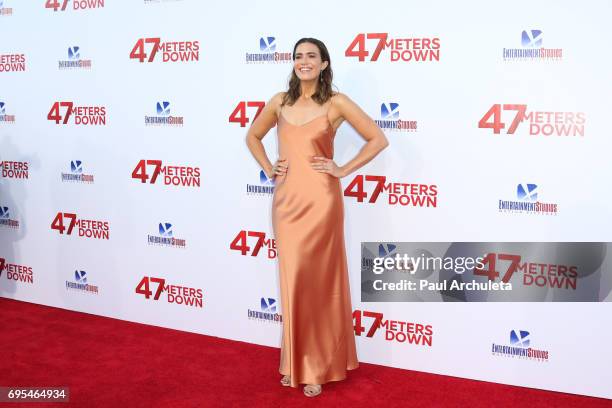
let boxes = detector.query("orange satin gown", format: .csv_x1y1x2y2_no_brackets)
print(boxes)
272,106,359,388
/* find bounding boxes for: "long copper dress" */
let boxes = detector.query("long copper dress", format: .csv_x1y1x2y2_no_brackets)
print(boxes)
272,107,359,388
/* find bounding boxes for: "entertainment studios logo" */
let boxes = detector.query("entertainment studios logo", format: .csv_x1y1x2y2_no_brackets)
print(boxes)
0,0,13,16
245,37,292,64
492,330,549,362
247,297,282,323
66,270,99,294
375,103,417,132
0,206,19,229
503,30,563,62
246,170,275,196
58,46,92,70
144,101,184,127
147,222,186,248
0,101,16,124
498,184,558,215
61,160,94,183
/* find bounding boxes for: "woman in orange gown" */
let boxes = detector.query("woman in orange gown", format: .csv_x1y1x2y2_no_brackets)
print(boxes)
246,38,388,397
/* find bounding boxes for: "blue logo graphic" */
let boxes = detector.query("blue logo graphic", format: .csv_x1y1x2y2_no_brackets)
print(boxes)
0,207,9,219
158,222,173,237
0,1,4,8
68,46,80,60
67,269,99,294
521,30,543,47
260,297,277,313
259,170,274,186
71,160,82,174
381,103,399,119
517,184,538,202
378,243,397,257
156,101,170,116
259,37,276,52
74,270,87,283
510,330,530,347
0,102,5,114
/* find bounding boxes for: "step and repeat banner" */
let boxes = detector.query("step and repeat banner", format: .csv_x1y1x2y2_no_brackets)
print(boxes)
1,0,611,400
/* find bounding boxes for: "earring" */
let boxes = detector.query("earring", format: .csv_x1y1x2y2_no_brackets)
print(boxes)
319,70,323,82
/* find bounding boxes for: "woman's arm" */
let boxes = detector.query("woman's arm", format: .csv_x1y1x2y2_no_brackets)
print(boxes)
245,92,284,178
312,93,389,178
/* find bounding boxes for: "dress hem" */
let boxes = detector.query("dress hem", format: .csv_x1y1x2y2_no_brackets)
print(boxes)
279,362,359,388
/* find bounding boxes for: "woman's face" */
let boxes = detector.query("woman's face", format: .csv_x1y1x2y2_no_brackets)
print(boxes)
293,42,328,82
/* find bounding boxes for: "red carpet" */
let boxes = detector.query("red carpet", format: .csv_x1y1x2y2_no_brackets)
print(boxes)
0,297,610,408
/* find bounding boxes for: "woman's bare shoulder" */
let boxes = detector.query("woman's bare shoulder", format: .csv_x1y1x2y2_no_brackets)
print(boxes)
329,92,353,109
330,91,352,102
270,91,286,104
269,91,287,112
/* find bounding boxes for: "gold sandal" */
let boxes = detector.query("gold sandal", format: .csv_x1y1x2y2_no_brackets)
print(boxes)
303,384,322,397
280,375,291,387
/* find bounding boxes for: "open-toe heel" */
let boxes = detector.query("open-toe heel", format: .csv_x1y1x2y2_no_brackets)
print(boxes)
280,375,291,387
303,384,322,397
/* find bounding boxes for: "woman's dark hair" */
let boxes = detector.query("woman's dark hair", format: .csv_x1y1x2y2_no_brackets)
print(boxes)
281,38,334,107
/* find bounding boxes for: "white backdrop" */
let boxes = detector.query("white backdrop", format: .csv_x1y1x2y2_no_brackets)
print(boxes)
1,0,611,399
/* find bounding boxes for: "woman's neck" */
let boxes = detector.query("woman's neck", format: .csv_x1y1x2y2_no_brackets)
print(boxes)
299,79,318,99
